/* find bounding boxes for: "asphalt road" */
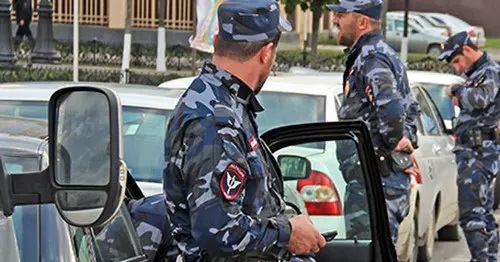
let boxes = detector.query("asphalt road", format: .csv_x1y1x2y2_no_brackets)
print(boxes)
432,209,500,261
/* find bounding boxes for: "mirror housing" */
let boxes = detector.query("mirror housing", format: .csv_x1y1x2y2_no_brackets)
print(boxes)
0,86,126,228
411,28,420,34
49,86,126,227
278,155,311,181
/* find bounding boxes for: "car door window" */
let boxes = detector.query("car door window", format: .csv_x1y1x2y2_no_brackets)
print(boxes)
280,138,371,241
386,19,394,32
412,87,440,135
264,122,394,261
71,204,144,262
394,19,415,33
420,88,446,133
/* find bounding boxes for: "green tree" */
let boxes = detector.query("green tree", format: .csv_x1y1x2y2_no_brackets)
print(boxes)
281,0,335,63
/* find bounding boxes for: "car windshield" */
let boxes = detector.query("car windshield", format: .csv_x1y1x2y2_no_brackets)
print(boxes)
0,101,48,120
122,107,170,182
0,101,171,183
419,83,455,120
256,91,326,149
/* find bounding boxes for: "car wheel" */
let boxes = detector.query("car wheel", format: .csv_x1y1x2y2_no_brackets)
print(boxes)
417,210,435,261
437,224,460,241
427,44,442,56
493,176,500,210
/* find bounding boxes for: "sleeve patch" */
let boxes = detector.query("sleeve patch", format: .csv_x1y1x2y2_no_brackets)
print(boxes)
219,163,246,201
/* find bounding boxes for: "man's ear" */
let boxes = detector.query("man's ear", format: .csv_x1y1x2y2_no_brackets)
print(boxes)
259,42,274,64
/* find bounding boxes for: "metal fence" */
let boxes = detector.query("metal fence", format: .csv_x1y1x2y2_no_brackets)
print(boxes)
10,0,194,30
132,0,194,30
11,0,108,25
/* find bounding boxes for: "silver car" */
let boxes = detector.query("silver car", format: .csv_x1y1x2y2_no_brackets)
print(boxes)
386,12,449,55
419,12,486,48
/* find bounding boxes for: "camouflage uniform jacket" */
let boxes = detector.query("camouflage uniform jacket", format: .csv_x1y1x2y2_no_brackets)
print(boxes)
163,62,291,261
451,52,500,151
338,30,419,188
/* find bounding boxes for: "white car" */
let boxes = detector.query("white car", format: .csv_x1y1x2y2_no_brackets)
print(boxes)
160,70,463,261
0,82,184,196
419,13,486,48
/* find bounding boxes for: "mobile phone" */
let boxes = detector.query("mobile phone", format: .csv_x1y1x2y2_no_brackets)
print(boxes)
321,230,338,242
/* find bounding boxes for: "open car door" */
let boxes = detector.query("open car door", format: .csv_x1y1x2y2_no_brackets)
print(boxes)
261,121,396,262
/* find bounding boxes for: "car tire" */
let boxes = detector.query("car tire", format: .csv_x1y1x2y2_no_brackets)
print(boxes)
437,224,461,241
417,210,435,261
427,44,442,56
493,176,500,210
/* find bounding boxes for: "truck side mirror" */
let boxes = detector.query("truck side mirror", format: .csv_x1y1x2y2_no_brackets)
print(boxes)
49,87,127,227
0,86,127,228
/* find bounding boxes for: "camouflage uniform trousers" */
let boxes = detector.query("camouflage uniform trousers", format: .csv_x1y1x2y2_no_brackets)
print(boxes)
456,143,500,262
344,174,410,247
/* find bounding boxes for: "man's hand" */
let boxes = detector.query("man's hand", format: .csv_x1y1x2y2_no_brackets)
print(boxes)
288,215,326,255
393,136,414,154
451,96,459,106
447,84,455,98
19,19,24,26
404,154,422,182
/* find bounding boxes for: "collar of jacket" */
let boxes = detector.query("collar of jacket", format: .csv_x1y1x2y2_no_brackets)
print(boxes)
465,52,489,77
202,62,264,113
342,30,383,87
345,29,384,60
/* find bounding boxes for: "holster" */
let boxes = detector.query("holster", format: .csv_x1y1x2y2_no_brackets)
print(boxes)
376,150,413,177
457,127,498,148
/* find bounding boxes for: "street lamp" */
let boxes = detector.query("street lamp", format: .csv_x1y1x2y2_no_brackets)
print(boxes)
31,0,59,63
0,0,16,68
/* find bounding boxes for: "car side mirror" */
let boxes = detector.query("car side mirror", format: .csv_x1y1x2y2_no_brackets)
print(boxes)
49,87,127,227
278,155,311,181
411,29,420,34
0,86,127,228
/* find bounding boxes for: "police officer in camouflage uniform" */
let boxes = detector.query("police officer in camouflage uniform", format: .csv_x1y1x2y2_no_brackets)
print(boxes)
327,0,420,249
95,194,179,261
163,0,326,261
439,31,500,262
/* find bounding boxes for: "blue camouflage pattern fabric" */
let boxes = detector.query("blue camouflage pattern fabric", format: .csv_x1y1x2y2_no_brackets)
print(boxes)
217,0,291,42
336,30,419,246
163,62,303,261
326,0,384,20
94,195,179,261
450,51,500,261
127,194,180,261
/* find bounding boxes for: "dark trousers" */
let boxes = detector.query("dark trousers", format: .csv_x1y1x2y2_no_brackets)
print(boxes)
15,23,34,48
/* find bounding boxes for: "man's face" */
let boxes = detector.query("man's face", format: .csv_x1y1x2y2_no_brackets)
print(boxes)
255,44,278,94
449,47,475,73
332,12,359,47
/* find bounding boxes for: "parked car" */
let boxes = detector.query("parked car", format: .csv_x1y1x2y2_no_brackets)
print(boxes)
386,11,448,55
418,75,500,210
419,13,486,48
160,70,462,261
0,84,400,261
0,82,182,196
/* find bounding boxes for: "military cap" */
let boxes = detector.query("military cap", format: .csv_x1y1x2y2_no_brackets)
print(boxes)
438,31,473,62
218,0,292,42
326,0,384,20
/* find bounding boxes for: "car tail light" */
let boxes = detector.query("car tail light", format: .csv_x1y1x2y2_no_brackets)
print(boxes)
468,29,476,37
296,170,343,216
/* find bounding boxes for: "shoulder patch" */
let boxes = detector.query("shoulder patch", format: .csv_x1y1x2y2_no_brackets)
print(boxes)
220,163,246,201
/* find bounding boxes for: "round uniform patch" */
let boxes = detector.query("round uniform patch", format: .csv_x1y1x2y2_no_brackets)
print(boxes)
220,163,246,201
